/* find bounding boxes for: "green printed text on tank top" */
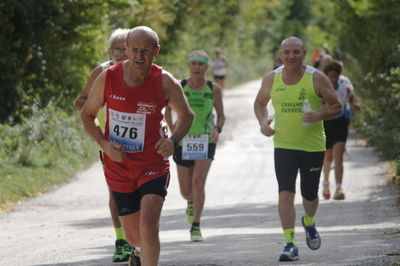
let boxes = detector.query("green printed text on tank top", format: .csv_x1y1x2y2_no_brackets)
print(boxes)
183,83,214,139
271,67,325,152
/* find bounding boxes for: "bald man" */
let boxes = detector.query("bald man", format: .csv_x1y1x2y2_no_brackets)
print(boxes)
81,26,194,266
254,36,342,262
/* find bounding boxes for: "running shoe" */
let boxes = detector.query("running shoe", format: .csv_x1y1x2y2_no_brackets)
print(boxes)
186,202,194,224
190,226,203,241
128,248,141,266
333,188,345,200
279,243,299,261
112,239,131,262
322,182,330,200
301,216,321,250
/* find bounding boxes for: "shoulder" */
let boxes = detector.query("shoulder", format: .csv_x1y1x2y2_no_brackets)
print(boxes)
263,70,276,84
211,81,222,93
100,60,113,70
90,64,104,79
161,69,180,89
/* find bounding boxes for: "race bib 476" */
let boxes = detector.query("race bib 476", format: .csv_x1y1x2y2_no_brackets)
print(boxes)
108,109,146,152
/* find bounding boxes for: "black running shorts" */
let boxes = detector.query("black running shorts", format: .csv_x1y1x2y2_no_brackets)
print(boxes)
274,148,324,201
173,143,216,168
324,116,350,149
111,174,169,216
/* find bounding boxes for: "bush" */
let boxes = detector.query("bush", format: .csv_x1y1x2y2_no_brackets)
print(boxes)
0,102,97,209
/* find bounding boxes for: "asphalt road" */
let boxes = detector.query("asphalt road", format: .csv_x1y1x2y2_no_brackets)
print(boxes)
1,80,399,266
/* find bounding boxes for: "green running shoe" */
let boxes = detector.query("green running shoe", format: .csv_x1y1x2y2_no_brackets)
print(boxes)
190,226,203,241
112,239,131,262
128,248,141,266
186,202,194,224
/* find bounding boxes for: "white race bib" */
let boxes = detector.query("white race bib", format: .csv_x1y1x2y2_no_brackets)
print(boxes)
108,109,146,152
182,134,208,160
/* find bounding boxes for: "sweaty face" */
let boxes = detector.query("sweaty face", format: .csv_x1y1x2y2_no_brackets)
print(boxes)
279,41,306,68
109,36,127,62
125,32,159,72
188,60,208,76
327,70,340,88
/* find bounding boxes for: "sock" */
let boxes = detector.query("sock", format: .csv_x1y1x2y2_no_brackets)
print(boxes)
192,222,200,227
303,215,314,227
283,228,296,245
336,183,342,189
115,227,125,240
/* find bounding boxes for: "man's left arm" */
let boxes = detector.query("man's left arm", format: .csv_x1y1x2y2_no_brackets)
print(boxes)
304,71,342,123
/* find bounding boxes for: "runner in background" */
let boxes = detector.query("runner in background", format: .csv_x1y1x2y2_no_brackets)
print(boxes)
212,47,229,89
165,50,225,242
321,61,361,200
74,28,133,263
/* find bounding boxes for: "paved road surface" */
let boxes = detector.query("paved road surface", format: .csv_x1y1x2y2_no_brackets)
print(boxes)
1,80,399,266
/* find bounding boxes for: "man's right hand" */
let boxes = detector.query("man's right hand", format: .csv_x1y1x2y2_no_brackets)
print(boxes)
260,118,275,137
104,142,126,162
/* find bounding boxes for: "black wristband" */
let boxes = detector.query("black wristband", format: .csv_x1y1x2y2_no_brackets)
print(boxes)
215,126,222,133
169,135,178,146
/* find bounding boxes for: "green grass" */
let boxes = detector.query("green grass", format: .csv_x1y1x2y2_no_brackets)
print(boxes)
0,103,98,211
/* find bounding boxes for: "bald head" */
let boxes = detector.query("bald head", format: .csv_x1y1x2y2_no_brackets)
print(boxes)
127,26,160,48
280,36,305,50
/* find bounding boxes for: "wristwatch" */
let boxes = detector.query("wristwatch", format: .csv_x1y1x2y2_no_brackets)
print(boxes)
169,135,178,146
214,126,222,134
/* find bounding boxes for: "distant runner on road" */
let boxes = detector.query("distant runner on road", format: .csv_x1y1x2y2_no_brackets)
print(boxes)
254,36,342,262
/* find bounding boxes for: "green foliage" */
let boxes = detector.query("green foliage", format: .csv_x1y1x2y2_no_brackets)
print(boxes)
0,102,97,209
0,0,110,123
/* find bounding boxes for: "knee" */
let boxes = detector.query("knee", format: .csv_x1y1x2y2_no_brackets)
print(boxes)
301,191,318,201
192,178,205,192
279,191,295,203
140,222,159,242
180,189,191,200
125,229,141,247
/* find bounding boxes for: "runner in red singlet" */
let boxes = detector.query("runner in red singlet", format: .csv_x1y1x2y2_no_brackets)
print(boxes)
80,26,194,266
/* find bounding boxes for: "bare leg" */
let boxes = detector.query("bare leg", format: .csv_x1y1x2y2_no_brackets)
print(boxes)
278,191,296,229
139,194,164,266
303,197,319,217
322,149,333,183
177,165,194,201
191,159,213,223
119,211,141,247
332,141,346,186
109,189,122,228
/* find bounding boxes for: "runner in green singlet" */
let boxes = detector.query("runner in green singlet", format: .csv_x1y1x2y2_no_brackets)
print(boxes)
165,50,225,242
254,37,342,262
74,28,134,263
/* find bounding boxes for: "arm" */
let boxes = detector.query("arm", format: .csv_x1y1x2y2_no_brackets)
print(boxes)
74,65,103,110
211,82,225,143
222,57,229,68
254,71,275,137
80,70,126,162
164,106,175,132
155,71,194,157
305,70,343,123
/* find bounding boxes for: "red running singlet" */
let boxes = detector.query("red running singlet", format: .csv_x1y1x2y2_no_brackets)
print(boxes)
102,62,169,193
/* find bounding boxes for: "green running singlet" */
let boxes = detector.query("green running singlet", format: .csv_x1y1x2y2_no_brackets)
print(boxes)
182,79,214,141
271,66,325,152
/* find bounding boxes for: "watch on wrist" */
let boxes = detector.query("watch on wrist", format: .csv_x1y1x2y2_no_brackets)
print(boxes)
169,135,178,146
215,126,222,134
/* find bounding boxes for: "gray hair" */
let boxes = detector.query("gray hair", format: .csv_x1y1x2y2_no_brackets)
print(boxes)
188,50,209,59
108,28,130,48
